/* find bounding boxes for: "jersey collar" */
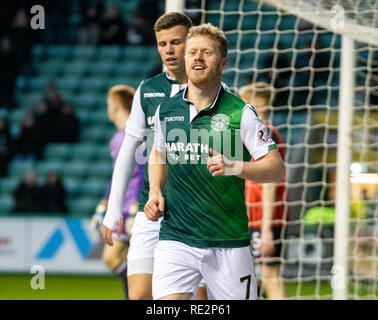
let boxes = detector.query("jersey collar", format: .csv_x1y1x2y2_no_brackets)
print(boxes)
182,84,224,110
165,71,177,82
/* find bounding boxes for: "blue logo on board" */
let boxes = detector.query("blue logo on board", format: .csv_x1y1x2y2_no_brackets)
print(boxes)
36,219,93,259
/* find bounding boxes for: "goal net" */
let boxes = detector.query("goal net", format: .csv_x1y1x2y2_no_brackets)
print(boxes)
183,0,378,300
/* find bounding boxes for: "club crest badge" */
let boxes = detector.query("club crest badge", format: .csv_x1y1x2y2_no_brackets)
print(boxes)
210,114,230,132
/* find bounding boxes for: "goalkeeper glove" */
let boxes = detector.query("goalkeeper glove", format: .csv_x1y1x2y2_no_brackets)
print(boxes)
125,201,139,236
90,200,107,238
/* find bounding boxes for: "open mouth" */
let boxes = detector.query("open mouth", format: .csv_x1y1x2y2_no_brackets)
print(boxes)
192,65,206,70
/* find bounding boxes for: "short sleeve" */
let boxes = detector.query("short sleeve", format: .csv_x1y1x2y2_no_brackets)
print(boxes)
153,105,166,152
125,82,146,140
240,104,277,160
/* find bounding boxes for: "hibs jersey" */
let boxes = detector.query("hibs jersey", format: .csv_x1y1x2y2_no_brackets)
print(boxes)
154,86,277,248
125,72,185,211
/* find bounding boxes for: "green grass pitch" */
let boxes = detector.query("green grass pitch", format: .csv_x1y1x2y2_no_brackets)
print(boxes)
0,273,375,300
0,273,332,300
0,273,125,300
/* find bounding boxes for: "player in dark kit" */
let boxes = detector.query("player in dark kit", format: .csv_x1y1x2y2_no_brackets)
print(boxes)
239,82,288,299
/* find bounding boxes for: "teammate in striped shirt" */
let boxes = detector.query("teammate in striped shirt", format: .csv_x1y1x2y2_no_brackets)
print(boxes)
101,12,210,300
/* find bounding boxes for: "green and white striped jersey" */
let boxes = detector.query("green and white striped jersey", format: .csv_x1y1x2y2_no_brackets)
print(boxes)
125,72,186,211
154,85,277,248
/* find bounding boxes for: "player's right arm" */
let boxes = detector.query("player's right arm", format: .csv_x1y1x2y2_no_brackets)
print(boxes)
144,106,166,222
144,147,166,221
102,83,146,245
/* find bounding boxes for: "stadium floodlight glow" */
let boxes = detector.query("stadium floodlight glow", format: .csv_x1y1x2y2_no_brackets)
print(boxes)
350,173,378,185
350,162,367,174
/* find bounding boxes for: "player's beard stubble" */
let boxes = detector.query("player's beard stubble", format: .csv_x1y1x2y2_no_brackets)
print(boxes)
188,58,225,87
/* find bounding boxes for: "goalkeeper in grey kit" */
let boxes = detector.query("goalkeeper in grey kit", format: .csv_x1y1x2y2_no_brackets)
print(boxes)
91,85,144,299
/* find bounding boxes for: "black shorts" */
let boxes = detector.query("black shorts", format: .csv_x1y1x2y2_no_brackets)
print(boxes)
249,227,284,264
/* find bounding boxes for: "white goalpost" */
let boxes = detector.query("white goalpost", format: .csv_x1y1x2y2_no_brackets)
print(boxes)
166,0,378,300
332,34,354,300
165,0,185,14
260,0,375,301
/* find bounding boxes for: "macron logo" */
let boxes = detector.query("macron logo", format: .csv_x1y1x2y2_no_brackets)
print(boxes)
164,116,185,122
144,92,165,98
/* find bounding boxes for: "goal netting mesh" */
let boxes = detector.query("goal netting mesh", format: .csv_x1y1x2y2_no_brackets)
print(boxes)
184,0,378,300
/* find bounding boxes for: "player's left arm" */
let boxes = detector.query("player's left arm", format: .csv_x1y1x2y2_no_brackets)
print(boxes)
208,148,284,182
207,105,285,183
260,182,276,256
239,149,285,183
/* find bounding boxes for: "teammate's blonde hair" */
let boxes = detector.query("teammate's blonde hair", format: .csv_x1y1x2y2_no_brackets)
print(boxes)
238,82,274,105
186,23,228,58
107,85,135,113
